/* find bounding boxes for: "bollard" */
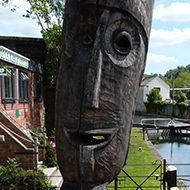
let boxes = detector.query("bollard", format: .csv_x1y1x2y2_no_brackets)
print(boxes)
166,165,178,190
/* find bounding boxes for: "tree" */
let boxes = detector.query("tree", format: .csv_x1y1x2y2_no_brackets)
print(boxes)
1,0,65,134
144,89,168,114
1,0,65,87
174,71,190,88
146,88,162,103
176,90,187,104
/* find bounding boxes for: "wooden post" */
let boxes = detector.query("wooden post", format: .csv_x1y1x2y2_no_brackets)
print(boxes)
43,133,47,159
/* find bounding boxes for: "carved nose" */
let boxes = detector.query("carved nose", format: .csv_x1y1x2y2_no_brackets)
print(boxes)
83,48,103,109
83,10,110,109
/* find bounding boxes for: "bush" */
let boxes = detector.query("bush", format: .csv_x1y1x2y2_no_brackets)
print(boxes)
144,89,169,114
43,141,57,167
144,100,168,114
146,89,162,103
177,102,187,115
0,158,51,189
176,90,187,104
174,91,187,116
15,170,51,190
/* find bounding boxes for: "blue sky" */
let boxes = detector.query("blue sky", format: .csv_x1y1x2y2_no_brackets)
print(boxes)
147,0,190,75
0,0,190,76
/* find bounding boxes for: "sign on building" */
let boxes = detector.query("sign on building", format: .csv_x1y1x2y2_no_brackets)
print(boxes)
0,46,29,69
0,66,7,76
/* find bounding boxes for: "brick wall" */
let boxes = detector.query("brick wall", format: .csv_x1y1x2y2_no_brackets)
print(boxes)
0,125,43,168
0,126,34,167
0,60,43,130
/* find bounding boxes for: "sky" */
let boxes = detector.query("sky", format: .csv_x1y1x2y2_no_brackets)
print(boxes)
0,0,190,76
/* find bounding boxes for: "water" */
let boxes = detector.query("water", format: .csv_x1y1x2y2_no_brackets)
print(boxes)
134,114,190,189
152,137,190,189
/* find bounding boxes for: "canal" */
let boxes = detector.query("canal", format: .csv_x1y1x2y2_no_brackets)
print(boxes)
134,113,190,189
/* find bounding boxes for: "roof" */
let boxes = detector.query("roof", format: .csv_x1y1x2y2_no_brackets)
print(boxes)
141,76,169,89
0,45,43,74
0,36,47,65
141,76,157,86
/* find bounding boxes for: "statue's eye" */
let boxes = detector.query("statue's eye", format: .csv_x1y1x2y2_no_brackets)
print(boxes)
112,30,132,55
82,32,94,47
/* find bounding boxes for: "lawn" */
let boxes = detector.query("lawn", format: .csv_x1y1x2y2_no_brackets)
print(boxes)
108,127,161,190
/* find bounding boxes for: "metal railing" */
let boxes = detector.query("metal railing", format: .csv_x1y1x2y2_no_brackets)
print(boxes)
1,160,190,190
141,118,176,127
108,160,163,190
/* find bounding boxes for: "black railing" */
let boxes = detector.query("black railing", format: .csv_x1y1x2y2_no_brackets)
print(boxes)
1,160,190,190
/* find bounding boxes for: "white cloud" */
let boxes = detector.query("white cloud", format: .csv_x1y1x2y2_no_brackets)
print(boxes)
0,1,42,37
154,2,190,22
150,28,190,47
147,53,177,64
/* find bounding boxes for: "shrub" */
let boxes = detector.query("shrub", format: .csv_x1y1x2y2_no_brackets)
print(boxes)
177,102,187,115
0,158,24,186
43,141,57,167
15,170,51,190
176,90,187,104
0,158,51,189
144,100,168,114
146,89,162,103
144,89,169,114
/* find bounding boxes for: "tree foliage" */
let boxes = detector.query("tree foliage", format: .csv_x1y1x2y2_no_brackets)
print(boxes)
145,64,190,89
176,90,187,104
1,0,65,87
144,89,168,114
146,88,162,103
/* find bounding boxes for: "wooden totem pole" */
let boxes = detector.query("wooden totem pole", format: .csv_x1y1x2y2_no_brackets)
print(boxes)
55,0,154,189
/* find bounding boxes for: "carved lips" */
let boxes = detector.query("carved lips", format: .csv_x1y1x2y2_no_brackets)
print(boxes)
64,128,118,150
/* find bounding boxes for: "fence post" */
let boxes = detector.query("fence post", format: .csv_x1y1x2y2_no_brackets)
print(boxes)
163,159,166,190
34,137,39,171
143,126,145,140
115,177,118,190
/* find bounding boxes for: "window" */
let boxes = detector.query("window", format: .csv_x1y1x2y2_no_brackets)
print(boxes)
1,67,15,102
154,87,160,92
19,71,29,102
33,75,42,102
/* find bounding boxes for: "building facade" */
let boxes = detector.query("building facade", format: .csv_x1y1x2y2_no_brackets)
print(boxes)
136,76,170,112
0,45,43,130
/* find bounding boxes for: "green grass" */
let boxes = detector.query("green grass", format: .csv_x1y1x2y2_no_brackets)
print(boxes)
108,127,161,190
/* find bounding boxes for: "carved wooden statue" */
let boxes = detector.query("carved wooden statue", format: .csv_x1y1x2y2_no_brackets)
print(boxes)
55,0,154,189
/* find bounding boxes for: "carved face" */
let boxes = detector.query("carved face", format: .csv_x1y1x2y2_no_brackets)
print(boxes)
56,4,147,185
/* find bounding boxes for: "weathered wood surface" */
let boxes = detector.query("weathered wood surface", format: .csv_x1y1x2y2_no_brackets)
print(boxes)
55,0,154,189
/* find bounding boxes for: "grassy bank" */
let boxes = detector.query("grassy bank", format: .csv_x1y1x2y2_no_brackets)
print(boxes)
108,127,161,190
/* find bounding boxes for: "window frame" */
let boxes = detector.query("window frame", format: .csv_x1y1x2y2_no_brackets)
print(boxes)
33,75,42,102
1,67,15,103
19,71,29,102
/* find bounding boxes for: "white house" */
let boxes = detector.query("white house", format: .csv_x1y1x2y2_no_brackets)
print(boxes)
136,76,170,112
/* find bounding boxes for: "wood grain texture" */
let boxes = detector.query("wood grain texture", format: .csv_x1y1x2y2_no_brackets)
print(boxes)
55,1,154,189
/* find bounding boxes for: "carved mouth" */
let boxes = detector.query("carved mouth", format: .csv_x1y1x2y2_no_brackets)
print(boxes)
65,128,118,149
